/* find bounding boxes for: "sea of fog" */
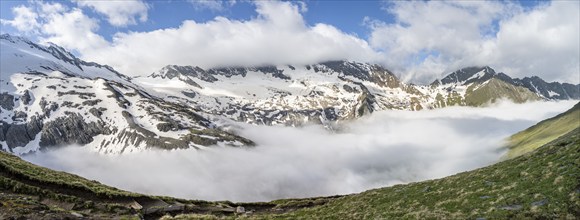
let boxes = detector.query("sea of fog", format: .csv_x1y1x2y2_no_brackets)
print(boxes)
23,100,577,202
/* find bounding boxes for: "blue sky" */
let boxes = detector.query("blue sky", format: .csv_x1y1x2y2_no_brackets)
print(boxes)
0,1,577,84
1,0,395,40
0,1,546,40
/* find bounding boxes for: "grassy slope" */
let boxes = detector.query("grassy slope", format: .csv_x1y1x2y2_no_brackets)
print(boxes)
464,78,542,106
264,128,578,219
505,102,580,159
0,150,257,219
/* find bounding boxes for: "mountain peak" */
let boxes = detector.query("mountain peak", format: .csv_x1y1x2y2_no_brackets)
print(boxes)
436,66,497,86
0,34,129,83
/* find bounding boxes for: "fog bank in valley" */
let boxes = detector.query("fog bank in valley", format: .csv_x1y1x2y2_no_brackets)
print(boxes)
24,101,577,202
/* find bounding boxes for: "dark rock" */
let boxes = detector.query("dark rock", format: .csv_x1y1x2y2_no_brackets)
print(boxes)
82,99,102,106
323,107,337,121
0,122,10,142
21,90,31,105
499,204,522,210
156,122,180,132
61,101,79,108
26,116,42,139
6,124,31,148
0,93,14,110
57,90,96,99
181,91,196,98
39,112,111,147
102,82,130,108
531,199,548,207
88,108,103,118
342,84,356,93
39,98,47,109
11,111,27,122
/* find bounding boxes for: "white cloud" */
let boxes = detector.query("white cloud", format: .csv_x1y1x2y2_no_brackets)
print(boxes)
75,0,149,27
0,5,40,33
369,1,579,84
23,100,577,202
40,7,108,53
83,1,381,76
188,0,236,11
490,1,580,83
0,1,108,54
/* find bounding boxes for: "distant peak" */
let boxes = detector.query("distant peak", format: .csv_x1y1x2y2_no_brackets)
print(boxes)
436,65,497,85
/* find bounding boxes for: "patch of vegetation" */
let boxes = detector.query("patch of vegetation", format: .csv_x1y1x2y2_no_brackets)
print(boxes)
187,128,255,146
264,128,579,219
505,101,579,159
464,78,541,106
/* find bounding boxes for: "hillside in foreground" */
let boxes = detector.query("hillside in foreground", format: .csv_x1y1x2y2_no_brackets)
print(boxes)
505,101,580,159
0,105,578,219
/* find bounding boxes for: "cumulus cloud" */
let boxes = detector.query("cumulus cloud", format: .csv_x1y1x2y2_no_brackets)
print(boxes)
0,5,40,33
23,100,577,202
369,1,579,84
0,1,108,54
490,1,580,83
40,7,108,53
75,0,149,27
83,1,381,76
1,1,380,76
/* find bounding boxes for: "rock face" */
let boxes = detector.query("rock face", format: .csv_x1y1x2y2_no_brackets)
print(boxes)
1,116,42,149
39,112,111,147
0,93,14,111
0,34,255,155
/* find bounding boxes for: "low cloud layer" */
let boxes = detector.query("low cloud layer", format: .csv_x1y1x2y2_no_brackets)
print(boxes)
24,101,577,202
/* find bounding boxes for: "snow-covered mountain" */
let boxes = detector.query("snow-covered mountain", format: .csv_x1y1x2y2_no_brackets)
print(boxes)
1,35,578,154
133,61,418,126
135,63,578,126
430,66,579,104
0,34,252,155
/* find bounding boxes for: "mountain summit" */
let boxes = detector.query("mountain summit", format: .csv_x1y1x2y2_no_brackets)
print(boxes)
433,65,579,100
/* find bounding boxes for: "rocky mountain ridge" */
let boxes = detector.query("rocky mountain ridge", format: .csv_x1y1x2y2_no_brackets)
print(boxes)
1,34,578,154
0,34,252,155
139,62,578,126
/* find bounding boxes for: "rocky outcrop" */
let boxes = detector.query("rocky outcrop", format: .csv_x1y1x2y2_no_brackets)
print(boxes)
434,66,580,100
1,116,42,149
39,112,112,147
0,93,14,110
21,90,31,105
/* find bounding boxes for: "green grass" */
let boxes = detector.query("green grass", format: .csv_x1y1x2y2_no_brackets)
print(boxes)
0,152,140,200
505,102,580,159
254,128,580,219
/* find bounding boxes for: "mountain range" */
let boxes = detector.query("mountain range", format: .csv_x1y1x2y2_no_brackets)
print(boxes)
1,34,579,154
